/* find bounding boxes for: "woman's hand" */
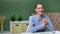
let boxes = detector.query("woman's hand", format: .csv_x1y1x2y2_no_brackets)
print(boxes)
42,18,47,25
41,18,48,26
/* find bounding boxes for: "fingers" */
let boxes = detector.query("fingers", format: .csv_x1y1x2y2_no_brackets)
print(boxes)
42,18,47,24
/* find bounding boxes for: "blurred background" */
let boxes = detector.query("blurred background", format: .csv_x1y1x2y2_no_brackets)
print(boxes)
0,0,60,32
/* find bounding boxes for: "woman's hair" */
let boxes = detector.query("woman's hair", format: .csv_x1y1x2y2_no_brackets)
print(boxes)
35,2,44,8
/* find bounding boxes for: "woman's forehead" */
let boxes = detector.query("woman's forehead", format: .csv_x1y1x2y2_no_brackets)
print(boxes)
36,4,43,8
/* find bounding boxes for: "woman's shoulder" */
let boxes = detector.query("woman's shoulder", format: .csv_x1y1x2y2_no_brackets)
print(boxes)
29,15,37,19
43,13,50,18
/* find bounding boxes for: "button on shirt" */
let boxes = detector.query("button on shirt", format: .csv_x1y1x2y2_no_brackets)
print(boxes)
27,14,54,32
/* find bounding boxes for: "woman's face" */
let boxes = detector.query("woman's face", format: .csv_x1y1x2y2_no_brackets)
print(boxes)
35,4,44,15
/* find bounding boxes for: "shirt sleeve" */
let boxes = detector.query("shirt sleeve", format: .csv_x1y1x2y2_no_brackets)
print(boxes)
46,16,54,31
27,16,45,32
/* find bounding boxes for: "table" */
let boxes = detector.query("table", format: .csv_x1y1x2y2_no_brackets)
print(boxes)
22,31,60,34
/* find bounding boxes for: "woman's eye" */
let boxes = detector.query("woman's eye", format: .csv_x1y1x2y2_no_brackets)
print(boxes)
37,7,43,9
41,7,44,9
38,8,40,9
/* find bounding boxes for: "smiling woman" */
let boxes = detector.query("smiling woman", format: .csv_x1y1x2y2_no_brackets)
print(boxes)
27,2,54,32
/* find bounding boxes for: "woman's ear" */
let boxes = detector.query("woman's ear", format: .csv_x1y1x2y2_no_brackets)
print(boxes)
35,9,37,12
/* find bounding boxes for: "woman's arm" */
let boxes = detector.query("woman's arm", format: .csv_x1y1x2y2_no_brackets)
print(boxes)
46,16,54,31
27,16,46,32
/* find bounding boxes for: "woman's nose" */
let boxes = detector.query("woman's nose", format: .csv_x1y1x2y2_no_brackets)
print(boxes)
39,9,42,11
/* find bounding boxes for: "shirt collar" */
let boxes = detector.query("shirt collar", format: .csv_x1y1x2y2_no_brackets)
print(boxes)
35,13,45,20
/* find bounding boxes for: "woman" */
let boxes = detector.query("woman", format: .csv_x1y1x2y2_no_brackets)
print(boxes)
27,3,54,33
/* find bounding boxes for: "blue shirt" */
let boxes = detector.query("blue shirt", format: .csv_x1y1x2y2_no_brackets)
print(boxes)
27,14,54,32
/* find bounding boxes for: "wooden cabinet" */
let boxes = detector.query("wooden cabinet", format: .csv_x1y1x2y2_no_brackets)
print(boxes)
10,21,28,34
12,24,21,33
21,23,28,32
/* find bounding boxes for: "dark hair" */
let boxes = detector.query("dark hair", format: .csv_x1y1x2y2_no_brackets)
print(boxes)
35,2,44,8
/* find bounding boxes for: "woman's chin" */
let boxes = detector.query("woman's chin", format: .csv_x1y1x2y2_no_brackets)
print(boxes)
39,13,43,15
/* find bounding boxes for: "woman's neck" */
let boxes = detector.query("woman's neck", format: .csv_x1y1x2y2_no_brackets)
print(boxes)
37,14,42,18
